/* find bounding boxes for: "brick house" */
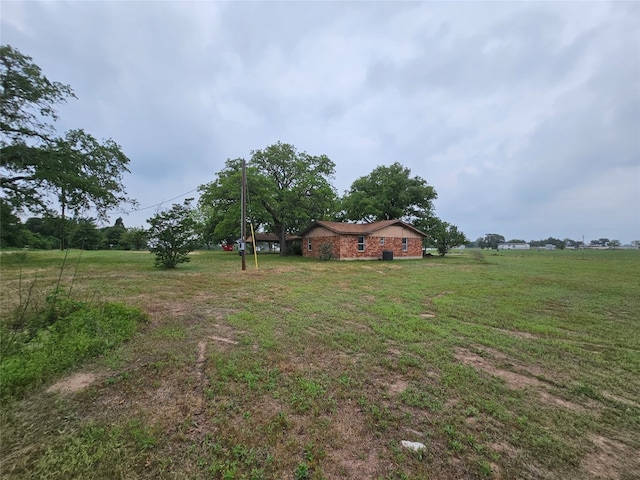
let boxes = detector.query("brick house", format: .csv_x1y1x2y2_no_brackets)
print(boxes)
300,220,427,260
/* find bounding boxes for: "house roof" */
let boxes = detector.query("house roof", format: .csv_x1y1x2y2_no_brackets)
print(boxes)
300,220,427,238
247,233,301,242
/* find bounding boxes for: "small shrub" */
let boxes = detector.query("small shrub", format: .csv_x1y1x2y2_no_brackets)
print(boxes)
317,242,334,261
147,199,198,269
289,242,302,256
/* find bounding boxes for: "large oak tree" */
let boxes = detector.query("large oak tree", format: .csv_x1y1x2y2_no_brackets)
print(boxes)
197,158,268,246
341,162,437,224
198,142,337,255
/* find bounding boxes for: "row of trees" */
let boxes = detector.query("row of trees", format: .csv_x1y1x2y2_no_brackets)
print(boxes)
3,140,467,259
0,208,147,251
196,145,466,257
1,45,466,264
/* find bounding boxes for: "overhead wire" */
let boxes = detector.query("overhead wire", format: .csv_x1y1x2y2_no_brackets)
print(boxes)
120,187,199,214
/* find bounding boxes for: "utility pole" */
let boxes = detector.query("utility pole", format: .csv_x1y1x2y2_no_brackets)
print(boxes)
241,159,247,271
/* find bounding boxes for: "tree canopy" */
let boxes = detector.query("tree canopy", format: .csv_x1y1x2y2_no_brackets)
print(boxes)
477,233,505,250
1,45,135,222
418,217,467,256
197,158,268,246
198,142,337,255
341,162,437,224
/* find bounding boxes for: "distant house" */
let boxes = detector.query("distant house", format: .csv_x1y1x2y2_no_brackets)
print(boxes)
245,232,301,252
498,242,530,250
300,220,427,260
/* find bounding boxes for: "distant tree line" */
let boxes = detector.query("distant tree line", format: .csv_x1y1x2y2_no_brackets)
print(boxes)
0,209,147,250
467,234,625,250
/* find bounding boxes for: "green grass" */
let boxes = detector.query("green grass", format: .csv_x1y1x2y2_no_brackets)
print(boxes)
1,248,638,479
0,299,146,400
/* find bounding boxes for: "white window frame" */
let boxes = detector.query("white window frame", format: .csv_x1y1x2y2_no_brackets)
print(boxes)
307,238,312,251
380,237,385,246
357,236,365,252
402,237,408,252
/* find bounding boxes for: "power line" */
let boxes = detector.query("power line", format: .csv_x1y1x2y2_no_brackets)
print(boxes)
122,187,199,214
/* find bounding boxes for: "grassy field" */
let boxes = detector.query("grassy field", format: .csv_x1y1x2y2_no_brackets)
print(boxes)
1,248,639,479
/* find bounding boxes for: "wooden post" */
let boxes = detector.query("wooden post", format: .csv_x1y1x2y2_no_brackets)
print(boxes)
241,160,247,271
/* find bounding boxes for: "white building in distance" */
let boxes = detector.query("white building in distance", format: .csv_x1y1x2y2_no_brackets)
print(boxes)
498,242,531,250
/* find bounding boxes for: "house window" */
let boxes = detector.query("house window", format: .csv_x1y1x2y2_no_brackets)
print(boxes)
380,237,385,246
307,238,312,251
358,236,365,252
402,237,408,252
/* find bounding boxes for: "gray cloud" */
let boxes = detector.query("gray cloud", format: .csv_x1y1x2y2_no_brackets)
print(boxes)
2,1,638,242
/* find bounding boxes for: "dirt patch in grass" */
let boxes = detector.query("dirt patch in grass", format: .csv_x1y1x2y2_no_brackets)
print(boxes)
145,377,204,430
46,372,97,394
455,347,543,389
325,402,385,479
388,379,409,395
581,434,640,479
537,390,586,412
455,346,586,411
208,335,238,345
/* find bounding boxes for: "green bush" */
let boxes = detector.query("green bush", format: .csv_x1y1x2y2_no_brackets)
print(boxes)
147,200,197,268
317,242,334,261
289,242,303,256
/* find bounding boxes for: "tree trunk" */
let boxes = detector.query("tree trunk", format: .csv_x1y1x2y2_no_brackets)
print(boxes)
278,222,287,256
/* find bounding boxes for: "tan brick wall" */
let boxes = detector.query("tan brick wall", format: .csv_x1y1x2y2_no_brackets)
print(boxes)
303,234,423,260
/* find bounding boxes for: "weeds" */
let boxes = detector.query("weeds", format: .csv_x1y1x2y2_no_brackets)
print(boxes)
471,250,487,263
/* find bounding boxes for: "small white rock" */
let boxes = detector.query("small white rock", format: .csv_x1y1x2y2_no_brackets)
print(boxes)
401,440,425,451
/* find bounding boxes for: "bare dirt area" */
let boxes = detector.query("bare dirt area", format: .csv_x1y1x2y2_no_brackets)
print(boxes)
46,372,98,394
455,345,640,480
455,346,586,411
581,434,640,480
455,346,544,389
325,402,387,479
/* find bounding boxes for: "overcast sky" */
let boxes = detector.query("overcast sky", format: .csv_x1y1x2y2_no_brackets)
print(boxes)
2,1,639,243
